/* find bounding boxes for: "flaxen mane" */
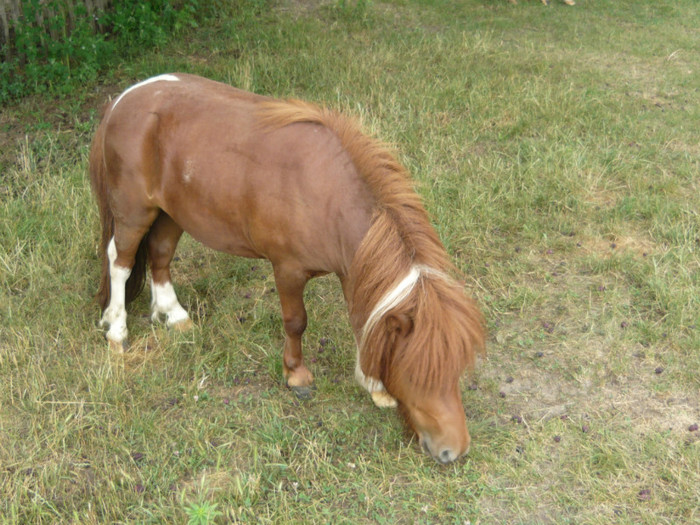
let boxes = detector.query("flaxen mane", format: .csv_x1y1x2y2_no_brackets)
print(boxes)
258,99,485,394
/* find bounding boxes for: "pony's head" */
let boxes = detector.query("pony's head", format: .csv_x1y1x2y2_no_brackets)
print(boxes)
359,271,485,463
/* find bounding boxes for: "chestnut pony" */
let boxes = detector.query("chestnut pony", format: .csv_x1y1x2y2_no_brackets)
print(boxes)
89,74,484,463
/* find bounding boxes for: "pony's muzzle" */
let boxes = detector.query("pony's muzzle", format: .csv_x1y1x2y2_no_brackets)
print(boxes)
420,434,470,464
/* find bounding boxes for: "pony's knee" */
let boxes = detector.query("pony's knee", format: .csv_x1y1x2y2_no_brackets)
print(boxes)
283,315,307,338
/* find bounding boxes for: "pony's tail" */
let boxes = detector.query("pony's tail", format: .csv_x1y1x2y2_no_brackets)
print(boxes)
89,111,149,312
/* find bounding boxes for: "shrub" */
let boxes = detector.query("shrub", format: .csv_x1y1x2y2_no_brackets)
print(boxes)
0,0,201,103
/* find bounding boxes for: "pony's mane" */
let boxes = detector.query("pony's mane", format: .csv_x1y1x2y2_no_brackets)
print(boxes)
257,99,485,393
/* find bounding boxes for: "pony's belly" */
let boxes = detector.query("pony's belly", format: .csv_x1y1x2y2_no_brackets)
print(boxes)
162,207,262,259
184,225,261,259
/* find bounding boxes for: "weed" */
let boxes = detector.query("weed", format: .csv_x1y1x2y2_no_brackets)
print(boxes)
183,501,222,525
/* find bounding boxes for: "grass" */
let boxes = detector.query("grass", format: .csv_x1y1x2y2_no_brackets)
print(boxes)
1,0,699,522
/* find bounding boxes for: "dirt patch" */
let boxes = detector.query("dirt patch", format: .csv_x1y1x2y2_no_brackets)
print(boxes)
579,233,663,259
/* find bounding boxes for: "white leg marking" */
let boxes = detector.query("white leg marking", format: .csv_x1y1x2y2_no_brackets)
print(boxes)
111,74,180,111
150,279,190,326
355,348,397,408
100,237,131,346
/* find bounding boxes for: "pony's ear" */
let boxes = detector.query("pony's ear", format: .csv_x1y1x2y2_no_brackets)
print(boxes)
386,312,413,338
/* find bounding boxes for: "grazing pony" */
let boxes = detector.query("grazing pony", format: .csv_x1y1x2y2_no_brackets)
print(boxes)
89,74,485,463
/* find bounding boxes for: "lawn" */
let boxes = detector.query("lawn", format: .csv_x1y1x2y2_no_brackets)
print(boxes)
1,0,699,523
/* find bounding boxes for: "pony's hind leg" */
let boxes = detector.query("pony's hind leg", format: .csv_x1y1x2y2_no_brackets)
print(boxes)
147,212,192,331
99,237,131,350
100,218,155,351
273,263,314,398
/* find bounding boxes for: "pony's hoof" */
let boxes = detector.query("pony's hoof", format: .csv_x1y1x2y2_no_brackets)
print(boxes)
108,338,126,353
371,390,398,408
171,318,193,332
290,385,315,400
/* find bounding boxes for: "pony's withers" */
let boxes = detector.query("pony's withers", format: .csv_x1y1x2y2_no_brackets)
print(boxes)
89,73,485,463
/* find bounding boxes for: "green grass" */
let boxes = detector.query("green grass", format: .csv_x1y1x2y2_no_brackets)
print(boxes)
2,0,699,522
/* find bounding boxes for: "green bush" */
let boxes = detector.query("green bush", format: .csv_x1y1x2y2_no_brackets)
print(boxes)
0,0,202,103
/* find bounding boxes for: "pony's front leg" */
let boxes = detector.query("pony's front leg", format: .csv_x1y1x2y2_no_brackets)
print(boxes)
354,357,398,408
274,264,313,398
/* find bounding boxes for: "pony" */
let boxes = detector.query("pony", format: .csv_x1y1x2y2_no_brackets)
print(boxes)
89,73,485,463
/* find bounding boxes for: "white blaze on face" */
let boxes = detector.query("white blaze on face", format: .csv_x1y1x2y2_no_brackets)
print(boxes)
111,74,180,111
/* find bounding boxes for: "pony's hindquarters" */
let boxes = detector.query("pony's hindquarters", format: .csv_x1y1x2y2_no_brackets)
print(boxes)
88,103,189,350
88,114,150,313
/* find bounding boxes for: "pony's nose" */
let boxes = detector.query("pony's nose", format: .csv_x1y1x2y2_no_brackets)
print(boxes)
421,434,470,463
438,448,458,464
436,441,470,464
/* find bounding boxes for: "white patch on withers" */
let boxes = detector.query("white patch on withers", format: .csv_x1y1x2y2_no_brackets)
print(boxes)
111,74,180,112
355,264,451,408
150,279,190,327
99,237,131,348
